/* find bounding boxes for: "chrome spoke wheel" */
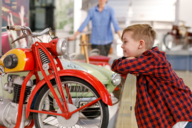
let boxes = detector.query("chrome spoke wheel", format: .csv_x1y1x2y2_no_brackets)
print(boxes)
33,77,109,128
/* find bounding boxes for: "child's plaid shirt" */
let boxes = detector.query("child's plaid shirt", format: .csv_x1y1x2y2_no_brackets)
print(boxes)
112,47,192,128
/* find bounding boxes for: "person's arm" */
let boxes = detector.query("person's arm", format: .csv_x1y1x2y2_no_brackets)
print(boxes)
116,30,121,39
68,9,93,41
111,53,166,75
68,31,80,41
110,8,121,38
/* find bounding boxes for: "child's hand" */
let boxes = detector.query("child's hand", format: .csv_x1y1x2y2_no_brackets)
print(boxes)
132,74,139,77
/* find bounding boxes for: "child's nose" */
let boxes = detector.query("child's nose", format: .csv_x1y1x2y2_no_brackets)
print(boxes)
121,44,124,49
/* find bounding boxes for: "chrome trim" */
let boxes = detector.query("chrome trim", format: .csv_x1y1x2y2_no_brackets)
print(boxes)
111,73,121,86
56,39,67,56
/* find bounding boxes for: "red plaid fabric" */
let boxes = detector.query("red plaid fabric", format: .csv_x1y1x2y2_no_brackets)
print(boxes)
112,47,192,128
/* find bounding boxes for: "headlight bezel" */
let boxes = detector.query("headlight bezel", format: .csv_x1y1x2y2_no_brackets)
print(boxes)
111,73,121,86
56,39,67,56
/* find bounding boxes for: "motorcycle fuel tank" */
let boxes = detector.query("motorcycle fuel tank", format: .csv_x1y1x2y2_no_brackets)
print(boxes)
0,48,35,73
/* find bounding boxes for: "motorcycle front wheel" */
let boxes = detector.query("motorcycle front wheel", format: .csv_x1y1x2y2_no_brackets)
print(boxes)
33,76,109,128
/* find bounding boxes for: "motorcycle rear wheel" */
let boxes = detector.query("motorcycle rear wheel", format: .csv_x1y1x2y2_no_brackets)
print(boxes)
33,76,109,128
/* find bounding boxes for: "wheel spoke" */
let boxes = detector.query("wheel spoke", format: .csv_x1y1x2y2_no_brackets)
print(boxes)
42,116,58,126
79,113,100,127
75,91,91,106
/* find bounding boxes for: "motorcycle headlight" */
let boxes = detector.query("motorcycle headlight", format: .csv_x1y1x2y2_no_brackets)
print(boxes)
111,73,121,86
3,54,18,69
56,39,67,56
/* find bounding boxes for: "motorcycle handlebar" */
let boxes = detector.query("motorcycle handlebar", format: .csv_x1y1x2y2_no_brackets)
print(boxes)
7,26,51,37
6,25,53,45
7,25,23,31
32,28,51,36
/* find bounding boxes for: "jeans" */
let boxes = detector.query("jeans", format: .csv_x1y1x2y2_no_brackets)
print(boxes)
91,43,112,56
185,122,192,128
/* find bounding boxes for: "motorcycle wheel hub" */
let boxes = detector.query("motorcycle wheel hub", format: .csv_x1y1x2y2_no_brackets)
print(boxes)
57,104,79,127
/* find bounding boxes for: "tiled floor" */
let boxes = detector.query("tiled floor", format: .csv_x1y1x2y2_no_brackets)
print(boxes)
115,71,192,128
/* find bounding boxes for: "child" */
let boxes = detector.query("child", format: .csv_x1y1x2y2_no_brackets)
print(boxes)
112,24,192,128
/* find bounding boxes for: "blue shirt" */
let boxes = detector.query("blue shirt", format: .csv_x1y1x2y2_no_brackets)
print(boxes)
78,5,120,45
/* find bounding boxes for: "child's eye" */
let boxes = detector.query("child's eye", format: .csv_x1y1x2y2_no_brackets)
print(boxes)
123,41,127,43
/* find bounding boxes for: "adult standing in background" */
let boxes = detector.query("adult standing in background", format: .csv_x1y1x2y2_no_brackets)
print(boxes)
68,0,121,56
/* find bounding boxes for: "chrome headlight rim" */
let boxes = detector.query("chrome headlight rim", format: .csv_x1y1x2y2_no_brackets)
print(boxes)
56,39,67,56
111,73,121,86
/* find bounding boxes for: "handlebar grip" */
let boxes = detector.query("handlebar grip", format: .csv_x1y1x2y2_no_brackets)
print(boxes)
7,26,22,31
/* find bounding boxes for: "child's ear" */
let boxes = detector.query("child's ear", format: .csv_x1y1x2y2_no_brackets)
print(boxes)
138,40,145,49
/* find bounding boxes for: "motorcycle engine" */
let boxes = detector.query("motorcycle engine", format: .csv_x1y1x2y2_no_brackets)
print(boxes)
0,75,33,127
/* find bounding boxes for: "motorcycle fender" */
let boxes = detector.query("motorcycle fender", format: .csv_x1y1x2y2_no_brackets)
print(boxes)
26,69,112,118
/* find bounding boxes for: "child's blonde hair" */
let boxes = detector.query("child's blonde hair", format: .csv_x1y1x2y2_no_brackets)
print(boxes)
121,24,156,50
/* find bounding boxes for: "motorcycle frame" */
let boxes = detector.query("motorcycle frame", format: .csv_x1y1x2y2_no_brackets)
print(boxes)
7,41,112,128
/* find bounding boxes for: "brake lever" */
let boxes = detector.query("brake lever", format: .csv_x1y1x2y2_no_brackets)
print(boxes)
11,34,28,44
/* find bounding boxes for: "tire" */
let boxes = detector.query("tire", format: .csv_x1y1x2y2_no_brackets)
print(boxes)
163,33,176,50
33,76,109,128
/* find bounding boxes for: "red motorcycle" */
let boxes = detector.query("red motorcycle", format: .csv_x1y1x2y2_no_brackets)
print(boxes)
0,26,112,128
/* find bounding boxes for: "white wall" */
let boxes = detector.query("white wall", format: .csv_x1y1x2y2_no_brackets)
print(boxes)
129,0,175,22
179,0,192,32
